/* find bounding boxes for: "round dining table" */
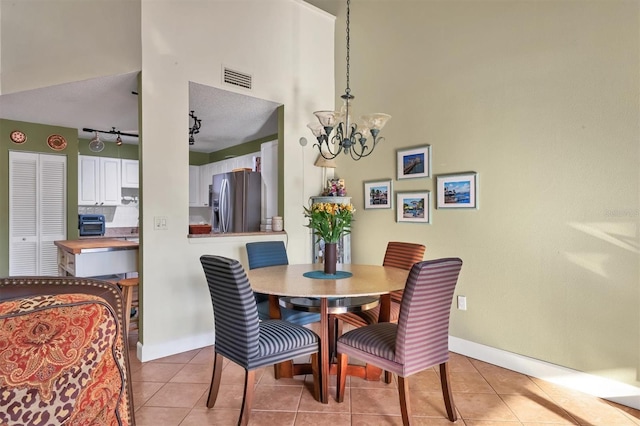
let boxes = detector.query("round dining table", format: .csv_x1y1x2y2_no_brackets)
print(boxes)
246,263,410,403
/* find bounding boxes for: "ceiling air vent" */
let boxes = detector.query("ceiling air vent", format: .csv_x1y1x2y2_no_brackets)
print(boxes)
223,67,252,90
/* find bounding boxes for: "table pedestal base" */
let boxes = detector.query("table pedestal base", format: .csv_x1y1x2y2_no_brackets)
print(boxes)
276,360,382,381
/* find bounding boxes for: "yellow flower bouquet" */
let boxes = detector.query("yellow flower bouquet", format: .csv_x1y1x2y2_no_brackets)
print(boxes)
303,202,355,243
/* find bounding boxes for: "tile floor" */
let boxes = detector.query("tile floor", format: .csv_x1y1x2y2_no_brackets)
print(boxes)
127,329,640,426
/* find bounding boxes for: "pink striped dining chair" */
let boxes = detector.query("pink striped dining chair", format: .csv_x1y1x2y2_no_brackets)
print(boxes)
336,241,426,328
335,258,463,424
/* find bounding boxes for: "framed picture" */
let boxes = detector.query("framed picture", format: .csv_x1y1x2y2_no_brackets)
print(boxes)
364,179,393,209
396,191,431,223
397,145,431,180
436,172,478,209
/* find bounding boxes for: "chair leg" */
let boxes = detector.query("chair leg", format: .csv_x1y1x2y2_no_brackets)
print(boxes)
311,353,320,401
206,352,224,408
336,317,343,338
336,353,348,402
122,285,133,334
329,316,344,362
384,371,393,384
439,362,457,422
398,376,411,426
239,369,256,426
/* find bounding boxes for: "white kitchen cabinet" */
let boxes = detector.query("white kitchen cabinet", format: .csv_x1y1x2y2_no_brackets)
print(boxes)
189,165,201,206
198,162,218,207
78,155,99,205
100,158,122,204
236,153,255,170
121,159,139,188
9,151,67,275
261,141,278,220
78,155,121,206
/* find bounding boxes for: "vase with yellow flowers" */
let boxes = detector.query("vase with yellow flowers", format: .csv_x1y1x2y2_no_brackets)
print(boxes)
303,201,355,274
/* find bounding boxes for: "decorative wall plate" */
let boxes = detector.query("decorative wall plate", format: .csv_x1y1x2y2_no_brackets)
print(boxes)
10,130,27,144
47,134,67,151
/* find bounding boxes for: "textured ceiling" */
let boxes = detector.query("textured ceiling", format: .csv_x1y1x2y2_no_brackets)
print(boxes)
0,72,281,153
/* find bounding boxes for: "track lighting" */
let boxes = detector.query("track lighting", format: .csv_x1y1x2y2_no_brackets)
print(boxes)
83,127,138,139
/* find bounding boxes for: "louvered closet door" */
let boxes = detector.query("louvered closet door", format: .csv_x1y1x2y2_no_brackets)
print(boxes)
9,151,67,275
39,155,67,275
9,152,38,275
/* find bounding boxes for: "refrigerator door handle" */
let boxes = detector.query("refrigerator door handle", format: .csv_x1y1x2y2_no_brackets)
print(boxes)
220,178,230,233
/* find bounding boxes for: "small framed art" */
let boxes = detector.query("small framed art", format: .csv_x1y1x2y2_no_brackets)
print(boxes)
364,179,392,209
396,191,431,223
436,172,478,209
397,145,431,180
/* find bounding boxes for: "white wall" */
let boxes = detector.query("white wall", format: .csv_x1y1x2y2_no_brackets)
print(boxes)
138,0,334,360
0,0,141,93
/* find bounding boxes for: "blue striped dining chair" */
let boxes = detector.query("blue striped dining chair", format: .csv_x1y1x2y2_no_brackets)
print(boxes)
200,255,320,426
335,258,463,424
246,241,321,325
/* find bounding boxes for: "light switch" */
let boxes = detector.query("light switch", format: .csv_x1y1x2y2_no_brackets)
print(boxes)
154,216,168,230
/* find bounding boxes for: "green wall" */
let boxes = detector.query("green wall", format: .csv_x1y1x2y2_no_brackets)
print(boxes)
331,0,640,392
1,119,79,276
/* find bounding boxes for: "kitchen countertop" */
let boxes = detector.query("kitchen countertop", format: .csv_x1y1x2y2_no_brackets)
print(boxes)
188,231,287,238
55,238,139,254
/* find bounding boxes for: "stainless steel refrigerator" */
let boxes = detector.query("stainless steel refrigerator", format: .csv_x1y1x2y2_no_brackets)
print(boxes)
211,170,262,233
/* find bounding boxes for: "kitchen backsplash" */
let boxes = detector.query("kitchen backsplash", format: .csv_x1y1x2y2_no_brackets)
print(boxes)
189,206,211,224
78,205,139,228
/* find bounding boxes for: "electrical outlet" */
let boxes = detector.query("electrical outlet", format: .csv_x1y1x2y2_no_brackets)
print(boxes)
154,216,168,230
457,295,467,311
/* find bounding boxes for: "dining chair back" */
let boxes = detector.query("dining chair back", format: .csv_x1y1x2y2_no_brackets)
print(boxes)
200,255,320,426
337,241,425,328
246,240,288,304
246,240,289,269
245,241,321,325
335,257,463,424
0,276,135,425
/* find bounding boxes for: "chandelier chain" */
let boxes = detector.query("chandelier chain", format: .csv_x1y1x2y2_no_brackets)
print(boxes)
345,0,351,95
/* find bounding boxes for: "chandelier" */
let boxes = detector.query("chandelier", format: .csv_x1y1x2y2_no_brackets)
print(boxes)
308,0,391,161
189,110,201,145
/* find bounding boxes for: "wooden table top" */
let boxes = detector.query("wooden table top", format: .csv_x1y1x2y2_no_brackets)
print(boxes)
246,263,409,298
54,238,139,254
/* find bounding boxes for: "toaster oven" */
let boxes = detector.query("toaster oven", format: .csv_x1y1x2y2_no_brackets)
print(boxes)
78,214,106,236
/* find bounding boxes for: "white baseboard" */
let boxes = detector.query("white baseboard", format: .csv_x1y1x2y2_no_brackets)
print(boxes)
449,336,640,410
136,331,215,362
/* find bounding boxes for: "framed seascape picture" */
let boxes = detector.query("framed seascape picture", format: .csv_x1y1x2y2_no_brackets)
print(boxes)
396,191,431,223
436,172,478,209
397,145,431,180
364,179,392,209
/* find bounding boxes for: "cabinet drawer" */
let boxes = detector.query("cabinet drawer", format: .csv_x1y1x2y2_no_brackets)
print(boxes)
58,250,75,275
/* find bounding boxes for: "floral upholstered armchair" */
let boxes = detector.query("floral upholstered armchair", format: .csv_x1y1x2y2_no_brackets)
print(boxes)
0,276,135,425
